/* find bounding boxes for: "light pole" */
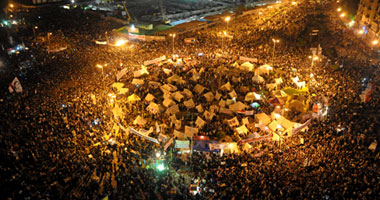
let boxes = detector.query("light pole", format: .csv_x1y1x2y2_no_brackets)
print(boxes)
97,64,105,88
169,33,176,54
224,16,231,32
32,26,38,39
272,39,280,66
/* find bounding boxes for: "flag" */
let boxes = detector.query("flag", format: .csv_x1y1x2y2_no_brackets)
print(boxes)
9,77,23,93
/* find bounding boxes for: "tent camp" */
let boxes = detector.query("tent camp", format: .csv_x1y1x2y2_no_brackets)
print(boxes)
185,126,198,137
196,104,204,112
236,125,249,135
127,94,141,103
275,78,283,85
215,91,222,101
204,110,215,121
195,116,206,128
112,82,124,89
219,99,226,107
229,90,237,98
183,89,193,98
133,67,149,78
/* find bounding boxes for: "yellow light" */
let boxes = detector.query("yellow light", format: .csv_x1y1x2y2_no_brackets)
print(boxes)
340,13,345,17
34,26,38,29
274,113,281,118
348,21,354,27
259,11,263,15
169,33,176,37
337,8,341,12
358,30,364,35
313,56,319,61
268,6,273,8
10,4,14,8
115,39,127,46
96,64,103,69
225,16,231,22
272,39,280,43
310,73,314,78
291,1,297,5
372,40,379,45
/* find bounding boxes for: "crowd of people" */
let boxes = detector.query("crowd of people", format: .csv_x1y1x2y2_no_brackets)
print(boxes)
0,0,379,199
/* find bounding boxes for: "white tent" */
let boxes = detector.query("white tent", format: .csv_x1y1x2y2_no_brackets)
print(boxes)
195,116,206,128
220,82,232,91
194,84,205,94
255,64,273,76
196,104,204,112
183,89,193,98
229,90,237,98
236,125,249,135
252,75,264,83
163,98,175,107
132,79,144,85
145,93,155,102
215,91,222,101
229,102,248,112
219,99,226,108
173,92,185,102
166,104,180,115
204,110,215,121
275,78,283,85
240,62,254,71
255,113,271,125
133,115,146,126
184,98,195,109
203,92,214,102
147,102,159,114
245,92,261,102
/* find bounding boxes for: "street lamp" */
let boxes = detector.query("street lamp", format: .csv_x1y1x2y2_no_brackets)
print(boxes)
358,29,364,35
32,26,38,39
372,40,379,45
337,7,341,12
225,16,231,31
272,39,280,66
97,64,105,87
9,4,14,8
340,13,345,17
169,33,176,53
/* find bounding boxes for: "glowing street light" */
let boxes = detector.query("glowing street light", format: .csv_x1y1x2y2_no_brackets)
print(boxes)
114,39,127,46
337,7,341,12
340,13,345,17
225,16,231,31
358,29,364,35
291,1,297,5
272,39,280,66
32,26,38,38
9,4,14,8
348,20,355,27
372,40,379,45
169,33,176,53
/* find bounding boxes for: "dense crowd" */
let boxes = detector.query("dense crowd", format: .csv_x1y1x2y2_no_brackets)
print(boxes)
1,0,379,199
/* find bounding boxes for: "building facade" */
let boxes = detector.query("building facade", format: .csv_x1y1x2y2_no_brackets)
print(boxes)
356,0,380,36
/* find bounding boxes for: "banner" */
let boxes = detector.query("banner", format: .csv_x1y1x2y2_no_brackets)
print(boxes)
129,127,159,144
292,119,312,135
116,68,128,81
239,56,258,63
175,140,190,149
144,55,166,66
237,110,254,115
239,134,273,144
164,137,174,150
209,143,228,150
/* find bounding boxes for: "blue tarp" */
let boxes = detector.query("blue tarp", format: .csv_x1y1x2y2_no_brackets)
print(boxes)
193,140,220,152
